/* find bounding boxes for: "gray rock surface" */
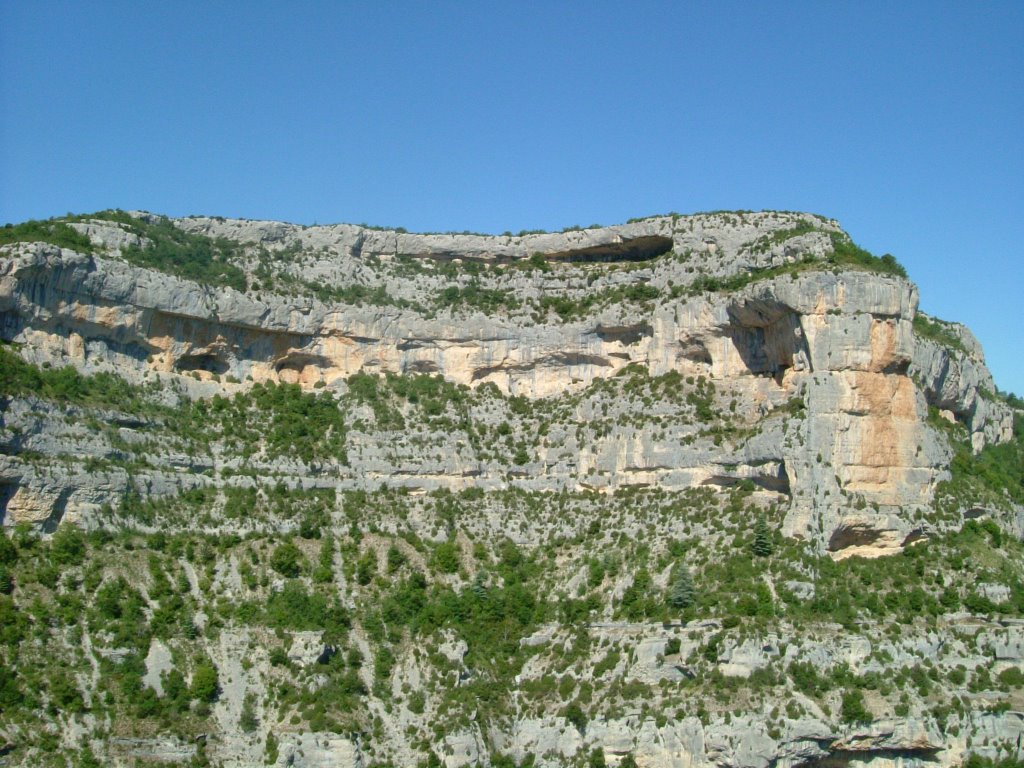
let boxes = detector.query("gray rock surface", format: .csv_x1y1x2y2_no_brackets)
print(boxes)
4,210,1010,556
0,211,1020,768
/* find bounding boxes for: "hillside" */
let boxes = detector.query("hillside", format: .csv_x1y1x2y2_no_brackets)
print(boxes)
0,210,1022,768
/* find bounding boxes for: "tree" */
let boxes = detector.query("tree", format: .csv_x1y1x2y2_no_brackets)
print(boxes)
840,689,871,724
239,692,258,732
669,564,696,611
50,523,86,565
270,540,302,578
563,701,587,733
313,535,335,583
191,661,220,703
432,541,460,574
752,517,774,557
621,568,655,619
386,544,407,574
0,534,17,565
264,732,279,765
356,550,377,585
78,746,102,768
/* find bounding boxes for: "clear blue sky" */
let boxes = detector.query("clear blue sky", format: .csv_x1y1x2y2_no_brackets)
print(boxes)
2,1,1021,394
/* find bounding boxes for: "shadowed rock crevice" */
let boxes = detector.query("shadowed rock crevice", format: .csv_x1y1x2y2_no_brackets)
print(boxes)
727,299,811,378
404,360,439,373
702,461,791,494
469,352,613,383
0,479,18,526
543,235,675,264
679,338,713,365
274,352,333,374
39,487,74,533
827,520,900,554
755,460,791,493
595,323,653,346
400,234,675,265
799,748,943,768
175,352,230,375
0,310,24,340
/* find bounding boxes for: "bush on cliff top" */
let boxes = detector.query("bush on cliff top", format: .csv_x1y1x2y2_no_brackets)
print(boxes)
0,219,94,253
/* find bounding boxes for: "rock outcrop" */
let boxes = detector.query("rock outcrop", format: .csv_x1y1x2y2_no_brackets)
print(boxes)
0,210,1021,768
0,211,1013,558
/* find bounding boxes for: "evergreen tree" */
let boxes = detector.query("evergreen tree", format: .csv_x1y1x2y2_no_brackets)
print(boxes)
669,564,696,610
752,517,774,557
313,535,335,583
471,571,488,602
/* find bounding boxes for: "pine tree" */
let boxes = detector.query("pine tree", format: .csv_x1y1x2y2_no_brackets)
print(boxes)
752,517,774,557
471,571,488,602
669,564,696,610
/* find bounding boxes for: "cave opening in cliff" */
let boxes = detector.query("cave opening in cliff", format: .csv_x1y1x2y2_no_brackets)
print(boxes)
726,300,812,380
0,481,16,526
175,353,230,375
543,235,675,264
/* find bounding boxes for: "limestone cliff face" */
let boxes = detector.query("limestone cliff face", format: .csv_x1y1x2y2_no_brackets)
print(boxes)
0,212,1012,556
1,211,1022,768
910,318,1014,452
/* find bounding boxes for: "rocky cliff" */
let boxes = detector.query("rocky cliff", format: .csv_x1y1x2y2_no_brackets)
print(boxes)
0,210,1021,768
0,211,1013,555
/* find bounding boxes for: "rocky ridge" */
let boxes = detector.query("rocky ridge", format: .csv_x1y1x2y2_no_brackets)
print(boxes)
0,210,1021,768
0,211,1013,556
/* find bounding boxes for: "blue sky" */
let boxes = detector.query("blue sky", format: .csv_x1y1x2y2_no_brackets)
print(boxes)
1,1,1021,394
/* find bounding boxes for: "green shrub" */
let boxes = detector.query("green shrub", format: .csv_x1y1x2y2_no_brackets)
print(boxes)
50,524,86,566
264,580,349,638
563,701,587,733
265,733,279,765
840,689,871,724
191,661,220,702
432,541,461,574
270,541,303,578
0,219,94,252
240,693,258,732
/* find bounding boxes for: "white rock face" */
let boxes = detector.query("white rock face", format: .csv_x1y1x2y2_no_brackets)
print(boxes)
143,639,174,695
0,211,1013,557
0,211,1021,768
274,732,363,767
910,322,1014,450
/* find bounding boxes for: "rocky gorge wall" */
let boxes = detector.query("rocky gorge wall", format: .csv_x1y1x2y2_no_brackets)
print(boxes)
0,211,1015,558
0,210,1022,768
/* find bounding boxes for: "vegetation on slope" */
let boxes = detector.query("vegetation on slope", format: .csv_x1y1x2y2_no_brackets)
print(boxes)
2,210,916,326
0,211,248,291
74,210,250,291
0,342,149,412
2,471,1023,765
682,231,907,297
0,289,1020,764
0,219,94,252
913,314,968,354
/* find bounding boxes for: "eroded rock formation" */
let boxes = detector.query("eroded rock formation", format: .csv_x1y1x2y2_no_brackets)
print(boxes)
0,211,1013,559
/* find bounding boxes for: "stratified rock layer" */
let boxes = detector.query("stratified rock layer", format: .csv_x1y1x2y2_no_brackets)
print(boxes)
0,211,1013,557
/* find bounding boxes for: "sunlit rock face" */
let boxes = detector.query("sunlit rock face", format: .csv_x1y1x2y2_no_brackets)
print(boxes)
0,211,1021,768
0,211,1011,556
